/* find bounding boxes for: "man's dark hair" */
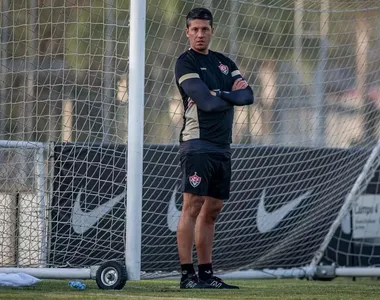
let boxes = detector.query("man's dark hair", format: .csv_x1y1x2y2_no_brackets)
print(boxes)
186,7,213,28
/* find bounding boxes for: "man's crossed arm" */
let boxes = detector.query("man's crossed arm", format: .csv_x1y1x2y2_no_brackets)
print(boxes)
212,78,254,106
180,77,254,112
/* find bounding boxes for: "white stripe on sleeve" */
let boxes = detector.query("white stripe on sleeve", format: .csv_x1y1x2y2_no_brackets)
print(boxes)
178,73,200,84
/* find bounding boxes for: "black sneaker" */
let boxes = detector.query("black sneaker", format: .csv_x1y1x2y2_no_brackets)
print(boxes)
180,274,211,289
200,276,239,289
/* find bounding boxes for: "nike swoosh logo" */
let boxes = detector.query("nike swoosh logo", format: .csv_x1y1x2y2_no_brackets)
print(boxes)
71,188,126,234
256,188,313,233
167,185,181,232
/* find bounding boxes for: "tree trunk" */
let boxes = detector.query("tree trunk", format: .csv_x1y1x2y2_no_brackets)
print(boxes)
0,0,9,140
355,11,374,145
258,60,277,145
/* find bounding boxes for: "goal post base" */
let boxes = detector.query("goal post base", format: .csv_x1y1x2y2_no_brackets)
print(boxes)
186,266,380,280
0,267,98,280
312,266,380,280
220,267,316,280
335,267,380,278
310,265,336,280
219,266,380,280
3,265,380,281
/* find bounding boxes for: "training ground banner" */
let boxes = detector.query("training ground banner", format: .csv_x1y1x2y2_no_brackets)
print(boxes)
49,143,380,272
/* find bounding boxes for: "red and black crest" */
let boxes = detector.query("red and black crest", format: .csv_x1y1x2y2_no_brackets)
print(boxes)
189,172,201,187
218,63,229,75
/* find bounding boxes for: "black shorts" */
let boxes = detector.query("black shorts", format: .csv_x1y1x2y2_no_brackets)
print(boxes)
180,152,231,200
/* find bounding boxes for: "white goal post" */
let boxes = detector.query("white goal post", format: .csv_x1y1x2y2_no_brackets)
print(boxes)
1,0,380,287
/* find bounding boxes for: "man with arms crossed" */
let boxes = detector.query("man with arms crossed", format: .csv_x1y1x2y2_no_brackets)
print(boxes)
174,7,254,289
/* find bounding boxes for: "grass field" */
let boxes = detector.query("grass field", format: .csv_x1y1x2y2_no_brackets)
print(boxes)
1,278,380,300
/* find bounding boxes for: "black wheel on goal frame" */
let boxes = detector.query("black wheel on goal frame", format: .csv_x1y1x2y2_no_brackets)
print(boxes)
96,261,128,290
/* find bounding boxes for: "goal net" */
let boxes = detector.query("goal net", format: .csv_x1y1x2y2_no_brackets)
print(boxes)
0,142,45,267
1,0,380,281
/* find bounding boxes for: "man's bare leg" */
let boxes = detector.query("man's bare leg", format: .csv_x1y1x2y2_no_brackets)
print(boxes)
195,197,223,279
177,193,204,278
194,197,239,289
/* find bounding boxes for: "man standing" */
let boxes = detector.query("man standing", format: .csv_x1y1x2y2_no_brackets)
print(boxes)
174,7,254,289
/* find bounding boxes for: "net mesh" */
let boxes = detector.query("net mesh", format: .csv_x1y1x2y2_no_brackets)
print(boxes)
0,0,380,278
0,145,43,267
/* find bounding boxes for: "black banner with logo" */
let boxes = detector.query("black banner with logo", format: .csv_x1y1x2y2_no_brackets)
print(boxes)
323,167,380,268
49,143,377,272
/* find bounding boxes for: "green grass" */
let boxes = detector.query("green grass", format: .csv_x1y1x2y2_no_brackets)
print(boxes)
0,278,380,300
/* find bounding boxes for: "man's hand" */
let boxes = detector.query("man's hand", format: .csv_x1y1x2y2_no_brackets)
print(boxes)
232,78,248,91
210,90,216,96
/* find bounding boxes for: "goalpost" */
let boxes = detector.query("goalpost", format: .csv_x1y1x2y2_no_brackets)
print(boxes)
1,0,380,288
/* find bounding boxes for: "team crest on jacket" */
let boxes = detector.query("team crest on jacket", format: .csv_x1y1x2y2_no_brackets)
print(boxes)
189,172,201,187
218,63,229,75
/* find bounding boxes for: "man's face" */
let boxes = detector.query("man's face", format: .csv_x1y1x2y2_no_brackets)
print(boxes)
186,19,214,54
